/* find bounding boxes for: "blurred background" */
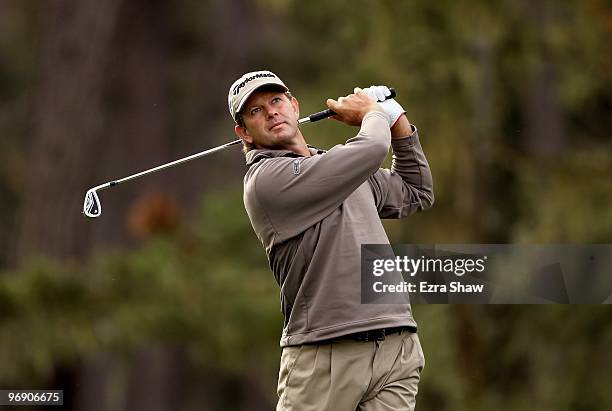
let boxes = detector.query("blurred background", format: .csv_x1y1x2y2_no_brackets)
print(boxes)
1,0,611,409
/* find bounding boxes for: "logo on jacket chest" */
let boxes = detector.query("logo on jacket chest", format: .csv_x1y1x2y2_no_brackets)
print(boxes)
292,159,302,175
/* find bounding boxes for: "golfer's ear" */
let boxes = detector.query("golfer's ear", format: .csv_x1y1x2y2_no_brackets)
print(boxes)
291,96,299,119
235,124,253,144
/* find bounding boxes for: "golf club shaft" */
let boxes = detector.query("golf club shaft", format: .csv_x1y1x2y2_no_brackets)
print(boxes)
91,88,398,191
92,140,242,192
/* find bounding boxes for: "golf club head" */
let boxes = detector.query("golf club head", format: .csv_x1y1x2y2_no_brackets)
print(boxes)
83,189,102,218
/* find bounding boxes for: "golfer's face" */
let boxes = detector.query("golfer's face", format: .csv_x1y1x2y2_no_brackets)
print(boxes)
240,90,299,149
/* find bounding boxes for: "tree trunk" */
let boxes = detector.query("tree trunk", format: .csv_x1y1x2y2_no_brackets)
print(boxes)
17,0,122,262
89,0,174,247
520,1,567,157
125,346,183,411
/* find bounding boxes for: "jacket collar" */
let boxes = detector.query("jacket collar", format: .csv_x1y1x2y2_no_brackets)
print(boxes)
245,146,324,167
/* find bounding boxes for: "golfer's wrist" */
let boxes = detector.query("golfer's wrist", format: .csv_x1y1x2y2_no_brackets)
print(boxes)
391,114,412,138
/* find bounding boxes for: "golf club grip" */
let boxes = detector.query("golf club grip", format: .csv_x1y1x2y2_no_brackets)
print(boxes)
308,88,396,123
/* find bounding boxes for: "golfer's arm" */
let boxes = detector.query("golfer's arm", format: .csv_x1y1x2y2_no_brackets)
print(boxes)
390,114,413,139
369,126,434,218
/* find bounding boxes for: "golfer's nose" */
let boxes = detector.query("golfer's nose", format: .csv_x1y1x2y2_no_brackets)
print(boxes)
265,105,279,118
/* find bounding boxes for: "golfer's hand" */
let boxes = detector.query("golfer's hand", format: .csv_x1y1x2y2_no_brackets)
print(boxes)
357,85,406,128
326,91,382,126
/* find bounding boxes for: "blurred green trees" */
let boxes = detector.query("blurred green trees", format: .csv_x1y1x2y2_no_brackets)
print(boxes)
2,190,612,410
1,190,283,408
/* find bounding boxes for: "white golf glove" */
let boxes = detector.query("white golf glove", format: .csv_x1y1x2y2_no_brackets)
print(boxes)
356,85,405,127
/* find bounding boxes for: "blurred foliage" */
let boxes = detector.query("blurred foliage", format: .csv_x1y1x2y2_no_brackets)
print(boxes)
0,190,282,396
1,190,612,410
413,304,612,411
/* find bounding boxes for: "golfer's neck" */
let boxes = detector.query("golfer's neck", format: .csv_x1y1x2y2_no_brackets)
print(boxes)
254,131,311,157
286,140,311,157
278,130,311,157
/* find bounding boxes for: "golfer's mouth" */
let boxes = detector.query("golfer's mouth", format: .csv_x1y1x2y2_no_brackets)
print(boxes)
269,122,285,131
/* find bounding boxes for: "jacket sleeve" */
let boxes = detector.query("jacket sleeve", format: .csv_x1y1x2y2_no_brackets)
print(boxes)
367,127,434,218
249,111,391,243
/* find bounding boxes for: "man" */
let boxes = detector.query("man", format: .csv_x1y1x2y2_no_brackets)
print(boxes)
228,70,433,411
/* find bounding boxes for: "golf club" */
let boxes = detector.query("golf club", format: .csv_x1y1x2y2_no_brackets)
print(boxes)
82,88,396,219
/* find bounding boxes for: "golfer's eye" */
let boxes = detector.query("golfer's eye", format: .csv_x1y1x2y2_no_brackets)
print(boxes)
250,107,261,115
272,97,282,104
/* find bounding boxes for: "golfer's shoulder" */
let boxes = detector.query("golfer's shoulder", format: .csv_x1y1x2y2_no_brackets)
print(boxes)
244,156,293,195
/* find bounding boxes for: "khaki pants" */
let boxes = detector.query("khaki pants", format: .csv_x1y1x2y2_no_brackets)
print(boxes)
276,330,425,411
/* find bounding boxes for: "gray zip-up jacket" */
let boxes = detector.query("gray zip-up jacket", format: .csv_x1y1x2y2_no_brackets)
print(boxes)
243,111,434,347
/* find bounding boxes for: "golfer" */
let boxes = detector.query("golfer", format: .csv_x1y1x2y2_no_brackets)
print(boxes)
228,70,433,411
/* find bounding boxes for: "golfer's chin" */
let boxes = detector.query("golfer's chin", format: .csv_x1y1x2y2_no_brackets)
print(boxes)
268,128,298,145
251,126,299,150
